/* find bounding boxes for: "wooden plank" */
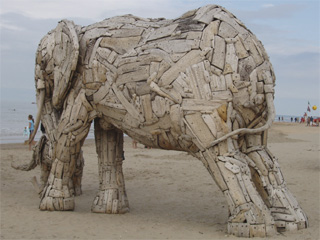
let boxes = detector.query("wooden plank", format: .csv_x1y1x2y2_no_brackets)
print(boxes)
191,62,212,100
116,66,149,86
211,35,226,70
100,36,141,55
217,161,247,207
141,94,154,123
112,84,144,122
93,82,111,104
225,43,238,73
109,28,144,38
96,104,126,122
200,20,220,50
151,96,168,118
147,24,179,41
160,86,182,104
242,174,266,211
218,21,238,38
203,149,228,191
181,99,222,111
243,37,264,65
185,112,215,148
186,31,202,40
185,66,201,99
193,5,217,24
158,50,207,87
249,224,266,238
234,36,249,59
248,152,268,176
201,114,217,138
154,39,195,53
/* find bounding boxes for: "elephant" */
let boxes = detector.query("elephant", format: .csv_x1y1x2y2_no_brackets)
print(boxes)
29,5,308,237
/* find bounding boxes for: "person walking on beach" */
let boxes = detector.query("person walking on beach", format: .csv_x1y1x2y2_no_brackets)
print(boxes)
28,115,35,150
307,117,310,126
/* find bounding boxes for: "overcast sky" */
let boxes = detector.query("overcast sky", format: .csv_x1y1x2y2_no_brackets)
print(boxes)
0,0,319,116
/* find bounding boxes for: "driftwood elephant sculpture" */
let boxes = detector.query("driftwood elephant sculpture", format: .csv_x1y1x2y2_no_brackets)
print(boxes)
29,5,308,237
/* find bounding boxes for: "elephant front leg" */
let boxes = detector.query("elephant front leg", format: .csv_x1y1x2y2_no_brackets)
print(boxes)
91,120,129,214
199,148,277,237
245,142,308,232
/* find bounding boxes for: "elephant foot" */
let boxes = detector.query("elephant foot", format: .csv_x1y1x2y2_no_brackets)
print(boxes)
265,180,308,232
269,188,308,232
226,202,277,237
39,181,75,211
91,189,129,214
39,195,75,211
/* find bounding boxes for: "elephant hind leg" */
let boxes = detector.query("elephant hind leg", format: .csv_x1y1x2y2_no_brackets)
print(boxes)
91,119,129,214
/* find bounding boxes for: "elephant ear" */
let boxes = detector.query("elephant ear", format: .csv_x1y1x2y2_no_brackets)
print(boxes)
52,19,79,109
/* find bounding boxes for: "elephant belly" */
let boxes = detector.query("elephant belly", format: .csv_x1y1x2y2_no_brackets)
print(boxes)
96,103,190,151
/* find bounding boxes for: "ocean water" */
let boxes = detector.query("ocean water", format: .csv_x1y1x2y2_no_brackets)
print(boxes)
0,100,94,144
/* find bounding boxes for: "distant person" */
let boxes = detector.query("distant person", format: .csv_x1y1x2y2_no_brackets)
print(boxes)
23,126,29,137
281,116,284,121
310,116,313,126
291,117,293,122
278,116,280,122
307,117,310,126
28,115,35,150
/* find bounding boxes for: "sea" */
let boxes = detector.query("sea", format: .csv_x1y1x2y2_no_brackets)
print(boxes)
0,100,304,144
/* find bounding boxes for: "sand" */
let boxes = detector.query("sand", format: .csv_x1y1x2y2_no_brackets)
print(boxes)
1,122,319,239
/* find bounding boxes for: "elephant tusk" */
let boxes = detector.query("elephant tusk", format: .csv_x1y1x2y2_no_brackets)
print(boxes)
208,93,275,148
29,89,45,144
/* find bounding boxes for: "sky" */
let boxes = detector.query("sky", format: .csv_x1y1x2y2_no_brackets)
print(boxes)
0,0,319,116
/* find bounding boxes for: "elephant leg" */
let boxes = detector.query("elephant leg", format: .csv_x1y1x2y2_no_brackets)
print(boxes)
197,148,277,237
246,147,308,232
91,119,129,214
39,90,92,211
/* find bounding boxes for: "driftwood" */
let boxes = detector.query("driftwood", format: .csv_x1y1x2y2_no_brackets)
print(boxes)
22,4,308,238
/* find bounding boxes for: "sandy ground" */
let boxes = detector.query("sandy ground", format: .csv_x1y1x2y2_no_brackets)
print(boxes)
1,122,319,239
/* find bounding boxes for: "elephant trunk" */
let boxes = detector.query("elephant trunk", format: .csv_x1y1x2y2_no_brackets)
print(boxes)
29,88,45,144
209,92,275,147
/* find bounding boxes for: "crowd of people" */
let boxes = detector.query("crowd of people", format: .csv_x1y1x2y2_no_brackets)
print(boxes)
277,115,319,126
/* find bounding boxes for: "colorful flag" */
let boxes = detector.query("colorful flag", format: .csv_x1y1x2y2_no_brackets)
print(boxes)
307,106,311,112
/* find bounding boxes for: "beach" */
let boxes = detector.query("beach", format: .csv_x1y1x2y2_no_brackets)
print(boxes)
0,122,319,239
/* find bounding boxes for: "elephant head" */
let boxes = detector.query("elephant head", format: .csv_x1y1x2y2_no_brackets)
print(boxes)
30,20,80,142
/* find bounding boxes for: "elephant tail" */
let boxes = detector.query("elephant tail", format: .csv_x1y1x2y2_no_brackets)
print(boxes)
11,135,48,171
